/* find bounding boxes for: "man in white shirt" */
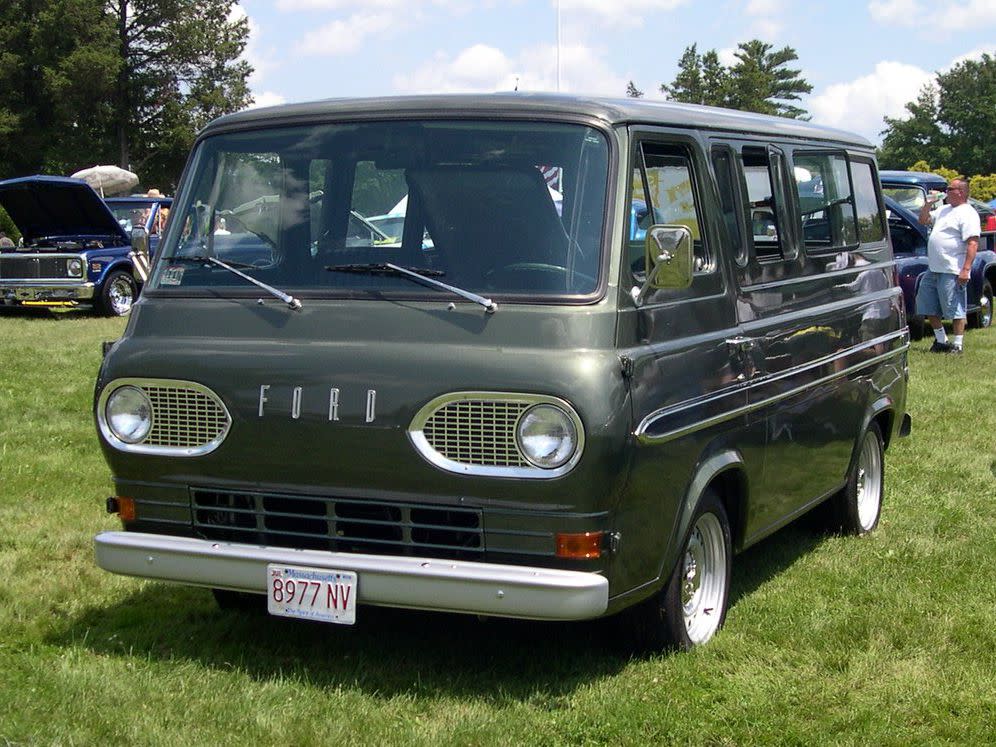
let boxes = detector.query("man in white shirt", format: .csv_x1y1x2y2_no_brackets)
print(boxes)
914,178,980,354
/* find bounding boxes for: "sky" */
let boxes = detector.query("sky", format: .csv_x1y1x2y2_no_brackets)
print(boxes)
233,0,996,145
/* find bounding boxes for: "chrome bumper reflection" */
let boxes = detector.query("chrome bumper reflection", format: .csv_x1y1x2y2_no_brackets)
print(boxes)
94,531,609,621
0,281,95,301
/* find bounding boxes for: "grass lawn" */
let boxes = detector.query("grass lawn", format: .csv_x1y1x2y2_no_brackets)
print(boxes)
1,308,994,745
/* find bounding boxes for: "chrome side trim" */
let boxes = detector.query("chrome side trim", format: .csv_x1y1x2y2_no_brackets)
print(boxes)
94,531,609,621
636,331,909,444
96,378,232,457
408,391,586,479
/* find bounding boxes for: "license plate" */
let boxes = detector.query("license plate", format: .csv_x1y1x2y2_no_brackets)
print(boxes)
266,564,357,625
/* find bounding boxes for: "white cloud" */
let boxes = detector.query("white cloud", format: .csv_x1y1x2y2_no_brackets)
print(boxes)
946,46,996,69
746,0,783,14
230,4,284,107
717,46,738,67
275,0,467,10
742,0,785,40
246,92,289,109
393,42,627,95
748,18,782,40
556,0,689,27
299,12,396,56
869,0,996,32
808,61,934,142
868,0,921,25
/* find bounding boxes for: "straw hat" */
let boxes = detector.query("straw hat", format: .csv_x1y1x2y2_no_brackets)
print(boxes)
146,188,162,198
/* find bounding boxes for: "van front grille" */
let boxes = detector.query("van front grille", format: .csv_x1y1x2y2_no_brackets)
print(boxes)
191,489,484,559
144,385,230,448
422,399,530,467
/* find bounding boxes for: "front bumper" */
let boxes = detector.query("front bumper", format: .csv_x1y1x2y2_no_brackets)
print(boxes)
0,281,95,302
94,531,610,621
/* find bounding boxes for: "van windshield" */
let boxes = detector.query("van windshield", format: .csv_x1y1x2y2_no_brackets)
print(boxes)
150,120,609,299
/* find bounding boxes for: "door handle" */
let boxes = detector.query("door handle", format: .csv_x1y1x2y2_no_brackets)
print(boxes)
725,336,756,350
725,336,758,380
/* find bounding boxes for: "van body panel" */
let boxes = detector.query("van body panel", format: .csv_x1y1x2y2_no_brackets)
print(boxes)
93,95,907,639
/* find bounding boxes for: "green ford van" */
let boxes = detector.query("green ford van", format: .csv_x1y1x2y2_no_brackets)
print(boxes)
94,94,910,650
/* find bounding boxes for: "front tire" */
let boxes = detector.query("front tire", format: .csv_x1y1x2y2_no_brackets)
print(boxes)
97,269,137,317
623,489,732,651
831,421,884,535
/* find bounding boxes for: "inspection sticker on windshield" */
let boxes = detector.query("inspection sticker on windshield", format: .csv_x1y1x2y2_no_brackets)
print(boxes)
266,564,357,625
160,266,185,285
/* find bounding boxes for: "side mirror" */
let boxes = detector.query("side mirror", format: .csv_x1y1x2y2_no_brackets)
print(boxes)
130,227,150,282
632,224,693,304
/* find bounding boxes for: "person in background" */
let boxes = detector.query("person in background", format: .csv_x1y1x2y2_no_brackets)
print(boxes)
915,178,980,355
0,231,14,248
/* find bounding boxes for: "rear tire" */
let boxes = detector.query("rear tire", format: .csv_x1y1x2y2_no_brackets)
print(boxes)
907,316,926,340
623,488,732,652
97,270,137,317
830,421,884,535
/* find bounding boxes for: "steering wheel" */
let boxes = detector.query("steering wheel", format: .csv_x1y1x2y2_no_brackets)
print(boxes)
484,262,596,291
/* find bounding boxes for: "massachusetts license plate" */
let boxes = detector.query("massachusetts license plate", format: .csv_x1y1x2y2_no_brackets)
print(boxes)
266,564,357,625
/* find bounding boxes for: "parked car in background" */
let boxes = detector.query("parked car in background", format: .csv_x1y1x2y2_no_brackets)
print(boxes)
881,170,996,252
880,170,948,213
887,195,995,336
0,176,170,316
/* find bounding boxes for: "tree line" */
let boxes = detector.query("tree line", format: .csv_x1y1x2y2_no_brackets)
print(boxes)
631,44,995,198
0,0,252,193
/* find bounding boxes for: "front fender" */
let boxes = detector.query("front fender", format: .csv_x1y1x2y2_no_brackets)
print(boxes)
657,448,746,583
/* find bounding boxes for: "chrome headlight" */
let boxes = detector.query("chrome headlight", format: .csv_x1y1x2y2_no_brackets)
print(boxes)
516,404,578,469
105,386,153,444
66,257,84,277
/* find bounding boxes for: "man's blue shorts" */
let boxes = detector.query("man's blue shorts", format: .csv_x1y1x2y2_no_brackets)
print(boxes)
915,271,967,319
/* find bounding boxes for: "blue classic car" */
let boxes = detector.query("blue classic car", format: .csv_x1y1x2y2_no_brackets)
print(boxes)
887,195,995,337
0,176,171,316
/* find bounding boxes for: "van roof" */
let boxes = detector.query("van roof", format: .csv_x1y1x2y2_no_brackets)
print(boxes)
204,93,872,148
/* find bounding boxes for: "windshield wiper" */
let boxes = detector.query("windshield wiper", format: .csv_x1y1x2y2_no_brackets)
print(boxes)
165,254,257,270
166,255,302,310
326,262,497,314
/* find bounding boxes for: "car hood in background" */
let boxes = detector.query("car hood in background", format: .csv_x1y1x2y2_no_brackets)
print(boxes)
0,175,130,245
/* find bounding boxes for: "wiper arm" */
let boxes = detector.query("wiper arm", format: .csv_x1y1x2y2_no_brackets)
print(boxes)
166,255,302,310
326,262,497,314
328,262,445,277
165,254,257,270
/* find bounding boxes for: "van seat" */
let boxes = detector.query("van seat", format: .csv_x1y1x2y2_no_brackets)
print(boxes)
406,166,569,285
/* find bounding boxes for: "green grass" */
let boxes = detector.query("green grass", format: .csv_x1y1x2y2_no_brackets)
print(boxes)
1,307,995,745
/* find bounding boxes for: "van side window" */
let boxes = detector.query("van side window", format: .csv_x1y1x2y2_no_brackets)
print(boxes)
793,152,858,251
629,143,709,277
742,147,784,260
711,146,746,265
850,160,885,243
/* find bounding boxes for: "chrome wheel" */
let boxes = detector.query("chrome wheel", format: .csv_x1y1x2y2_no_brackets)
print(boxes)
108,275,134,315
855,429,883,532
979,284,993,328
681,512,728,645
99,270,137,317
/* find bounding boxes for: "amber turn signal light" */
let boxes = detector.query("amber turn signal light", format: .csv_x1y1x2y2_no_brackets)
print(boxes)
115,496,137,522
555,531,603,559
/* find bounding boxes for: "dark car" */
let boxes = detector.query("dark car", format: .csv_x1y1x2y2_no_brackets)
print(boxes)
887,195,995,335
880,170,948,213
881,170,996,252
0,176,171,316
